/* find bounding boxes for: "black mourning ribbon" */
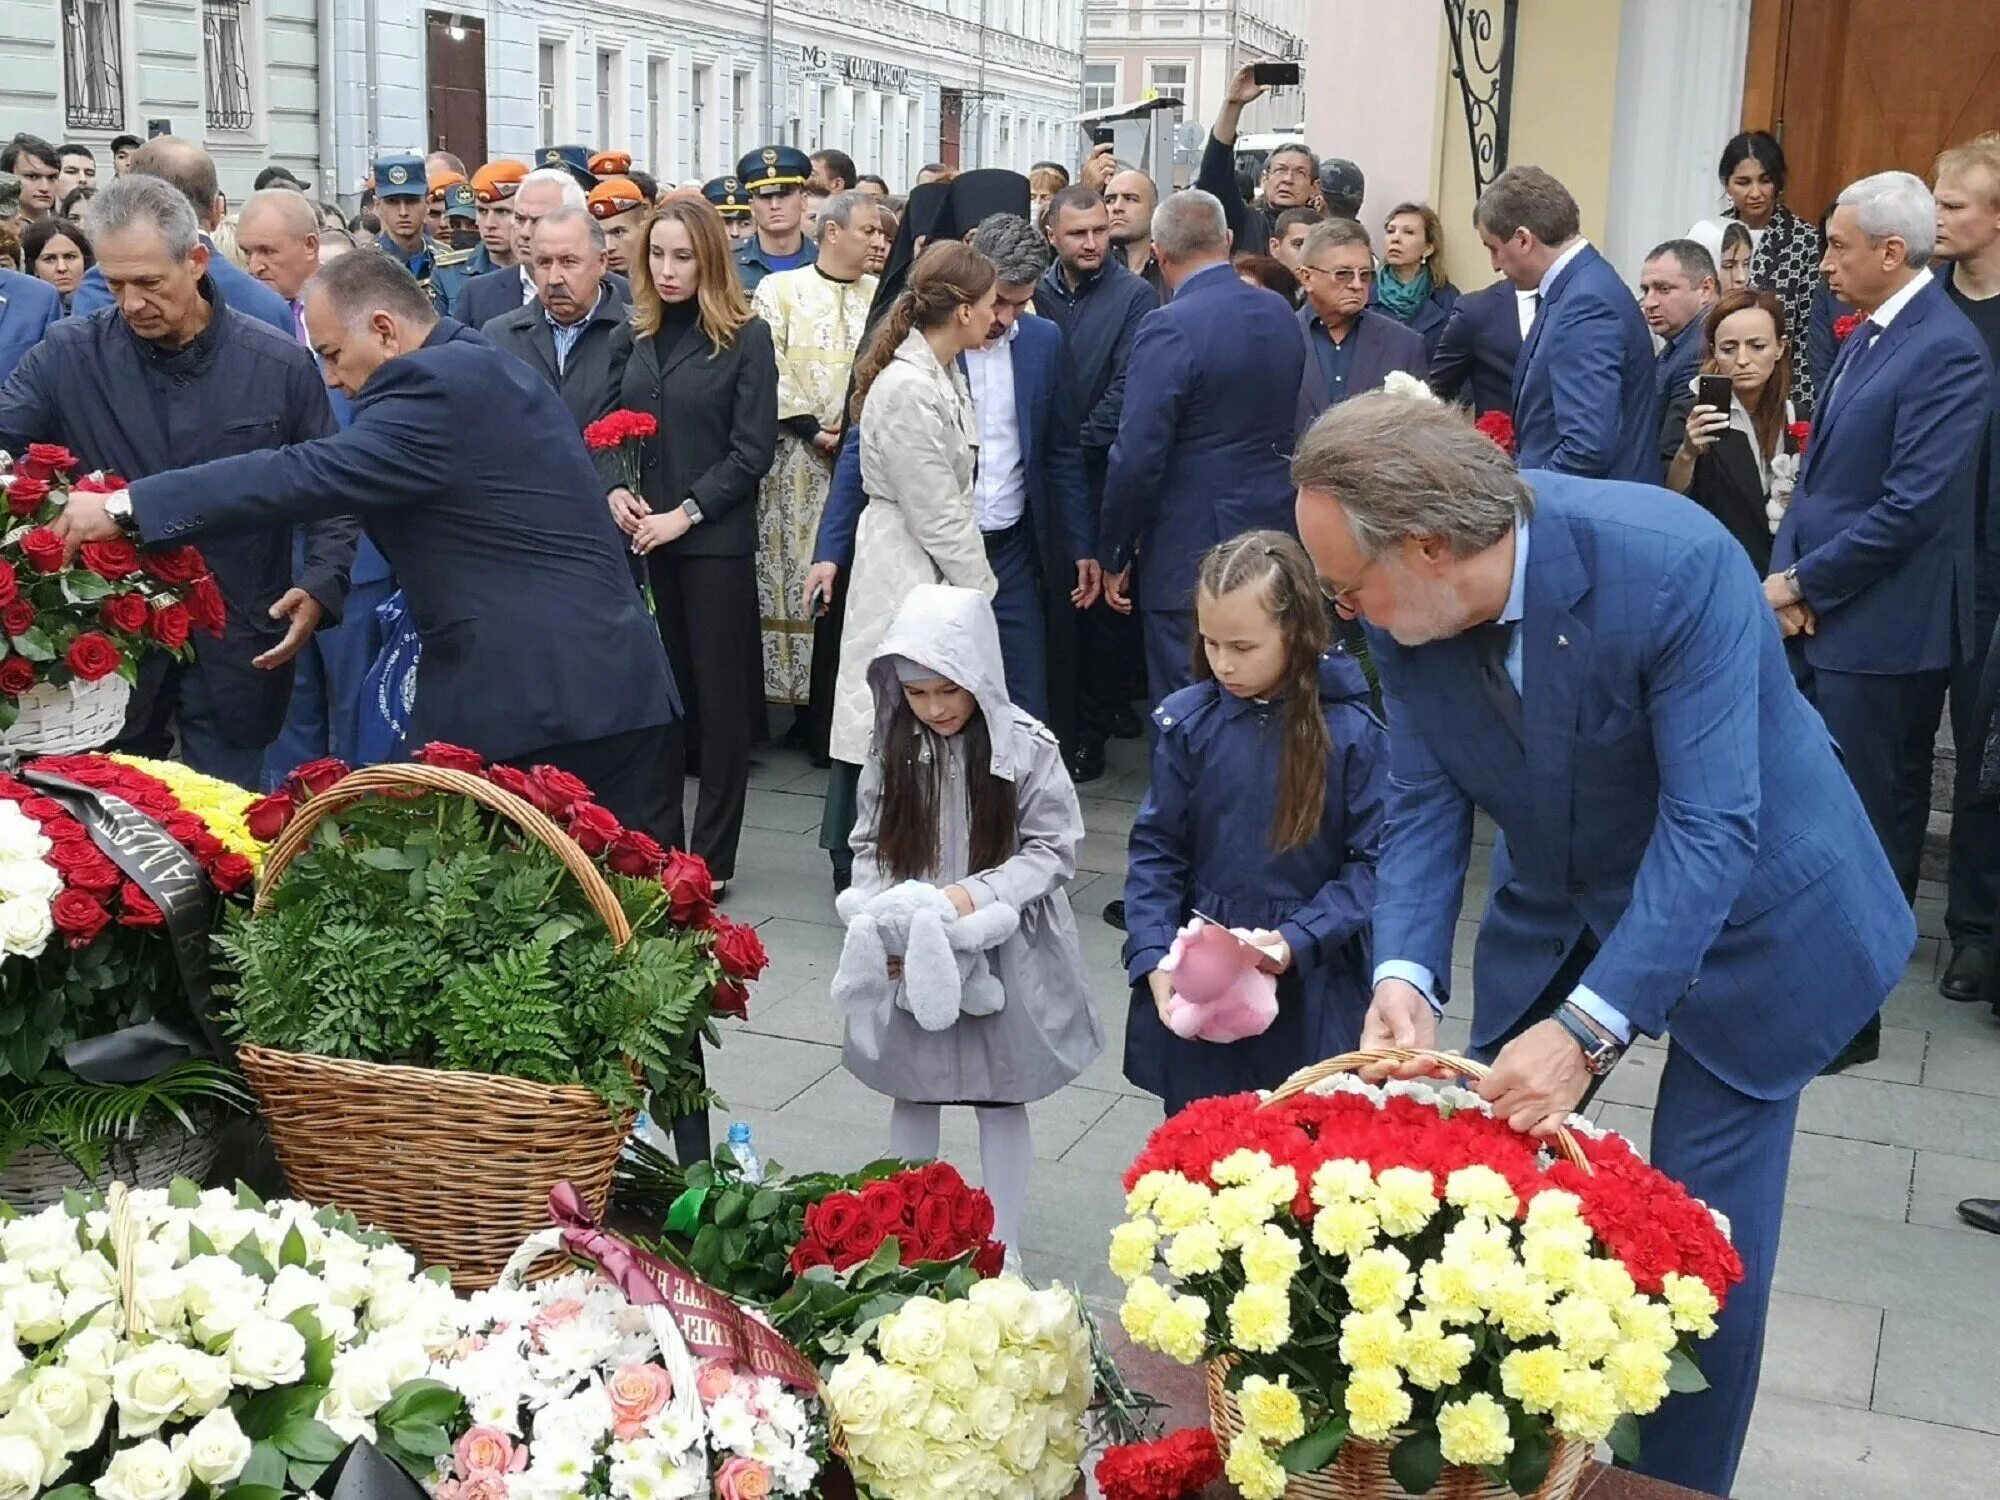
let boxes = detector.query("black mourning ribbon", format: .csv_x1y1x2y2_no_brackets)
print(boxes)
1467,621,1524,745
314,1441,431,1500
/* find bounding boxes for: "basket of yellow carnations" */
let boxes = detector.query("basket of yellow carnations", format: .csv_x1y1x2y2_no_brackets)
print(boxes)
1109,1052,1742,1500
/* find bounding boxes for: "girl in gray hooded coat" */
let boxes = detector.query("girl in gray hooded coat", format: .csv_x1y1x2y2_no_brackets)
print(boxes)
838,583,1103,1264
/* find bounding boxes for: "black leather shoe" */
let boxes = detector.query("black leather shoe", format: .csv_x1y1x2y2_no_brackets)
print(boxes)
1940,945,1989,1003
1103,898,1126,931
1958,1199,2000,1234
1821,1015,1881,1076
1064,739,1106,784
1106,703,1144,740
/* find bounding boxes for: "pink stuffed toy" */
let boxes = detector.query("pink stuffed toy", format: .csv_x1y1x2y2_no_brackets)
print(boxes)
1156,917,1279,1042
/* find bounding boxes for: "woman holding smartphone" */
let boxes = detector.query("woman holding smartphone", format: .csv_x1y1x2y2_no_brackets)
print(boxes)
1661,288,1799,573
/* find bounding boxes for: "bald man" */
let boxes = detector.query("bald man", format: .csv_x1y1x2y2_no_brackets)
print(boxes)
1105,168,1164,296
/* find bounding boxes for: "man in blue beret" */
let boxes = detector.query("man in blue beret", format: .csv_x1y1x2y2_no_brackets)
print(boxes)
370,153,469,316
703,176,755,249
734,146,817,292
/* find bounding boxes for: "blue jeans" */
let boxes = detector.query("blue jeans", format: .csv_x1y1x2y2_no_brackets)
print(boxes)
983,520,1047,720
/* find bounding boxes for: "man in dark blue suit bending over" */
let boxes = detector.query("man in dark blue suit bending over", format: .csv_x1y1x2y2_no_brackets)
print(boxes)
53,251,682,843
1478,166,1657,482
1295,394,1913,1498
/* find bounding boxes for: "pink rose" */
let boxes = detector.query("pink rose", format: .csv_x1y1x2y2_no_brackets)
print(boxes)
607,1362,674,1440
717,1458,773,1500
453,1427,521,1479
528,1297,586,1351
456,1475,512,1500
694,1359,739,1407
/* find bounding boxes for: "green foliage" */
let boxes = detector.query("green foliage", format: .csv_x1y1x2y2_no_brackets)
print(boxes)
216,791,719,1113
0,1060,250,1177
0,925,186,1086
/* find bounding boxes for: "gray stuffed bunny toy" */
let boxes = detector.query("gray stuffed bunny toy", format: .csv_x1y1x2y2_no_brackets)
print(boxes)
830,880,1021,1032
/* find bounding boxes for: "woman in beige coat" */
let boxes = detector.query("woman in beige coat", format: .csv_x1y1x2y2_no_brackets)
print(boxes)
828,242,1002,769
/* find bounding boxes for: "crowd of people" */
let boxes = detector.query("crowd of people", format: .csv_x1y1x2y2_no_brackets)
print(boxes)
3,61,2000,1497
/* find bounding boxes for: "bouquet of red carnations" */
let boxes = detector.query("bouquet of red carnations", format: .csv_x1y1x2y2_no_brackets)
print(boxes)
583,408,661,493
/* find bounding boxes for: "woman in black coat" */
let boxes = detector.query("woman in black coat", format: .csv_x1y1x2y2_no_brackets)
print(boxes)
606,198,777,890
1662,288,1800,576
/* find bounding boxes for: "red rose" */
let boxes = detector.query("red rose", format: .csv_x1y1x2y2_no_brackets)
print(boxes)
858,1181,906,1234
415,742,487,773
99,593,151,634
244,792,295,842
919,1161,965,1199
660,848,715,925
0,563,18,611
209,853,255,895
913,1195,957,1249
712,978,749,1021
482,764,537,802
788,1240,833,1274
606,828,666,878
68,856,122,895
971,1240,1006,1278
185,577,226,636
18,529,66,574
146,602,191,651
949,1190,980,1237
50,890,110,947
566,801,624,855
64,632,122,683
3,601,37,638
282,757,351,800
0,656,37,697
5,476,49,517
709,915,768,980
1787,420,1811,456
116,882,166,928
964,1193,995,1242
526,765,593,818
893,1170,929,1208
17,797,65,824
142,546,207,586
812,1195,864,1247
79,540,141,580
18,444,77,482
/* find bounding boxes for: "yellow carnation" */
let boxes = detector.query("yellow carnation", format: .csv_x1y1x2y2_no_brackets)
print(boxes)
1125,1172,1175,1217
1118,1276,1171,1346
1552,1368,1620,1445
1441,1217,1516,1273
1551,1294,1620,1364
1344,1367,1412,1441
1524,1190,1586,1233
1615,1297,1677,1355
1311,1198,1379,1260
1254,1165,1301,1214
111,754,268,867
1372,1167,1438,1237
1500,1346,1567,1414
1227,1283,1292,1355
1164,1221,1225,1279
1342,1246,1415,1314
1486,1265,1557,1340
1239,1224,1304,1289
1522,1230,1590,1292
1603,1341,1671,1415
1154,1293,1210,1366
1661,1273,1720,1339
1224,1432,1287,1500
1212,1149,1276,1186
1400,1311,1475,1391
1444,1165,1520,1222
1210,1185,1277,1248
1336,1309,1404,1371
1109,1218,1160,1283
1582,1258,1637,1307
1237,1374,1305,1445
1416,1257,1486,1325
1153,1175,1215,1232
1309,1158,1374,1207
1436,1391,1514,1467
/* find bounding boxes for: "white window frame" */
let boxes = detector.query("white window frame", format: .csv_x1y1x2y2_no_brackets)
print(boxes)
691,62,714,178
539,35,574,144
1083,60,1119,113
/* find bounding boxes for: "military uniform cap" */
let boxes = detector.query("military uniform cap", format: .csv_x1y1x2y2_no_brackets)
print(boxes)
471,160,528,203
372,153,427,199
736,145,811,195
537,144,598,189
589,150,633,178
441,182,478,221
702,176,752,217
588,177,649,221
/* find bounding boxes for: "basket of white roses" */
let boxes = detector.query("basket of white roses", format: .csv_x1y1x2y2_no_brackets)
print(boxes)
0,1178,466,1500
1110,1052,1744,1500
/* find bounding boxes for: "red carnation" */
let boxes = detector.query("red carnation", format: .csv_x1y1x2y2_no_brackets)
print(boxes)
64,632,122,683
79,540,141,580
117,882,166,928
244,792,296,842
566,801,624,855
208,853,255,895
1474,409,1517,456
525,764,593,818
100,593,151,634
660,848,715,926
18,528,66,574
143,547,207,586
710,915,768,981
1833,312,1862,341
50,890,111,947
0,657,36,698
712,978,749,1021
1,601,33,637
17,444,77,482
5,476,49,517
415,742,487,773
1787,420,1811,455
582,414,623,452
1095,1430,1222,1500
606,828,666,879
283,757,351,801
185,577,226,636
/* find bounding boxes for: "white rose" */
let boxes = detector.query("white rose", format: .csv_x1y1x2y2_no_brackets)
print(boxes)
0,861,60,905
228,1317,308,1389
181,1259,259,1343
57,1252,116,1297
0,893,53,956
319,1255,373,1311
19,1365,110,1454
363,1331,429,1388
2,1282,67,1344
93,1437,189,1500
60,1327,119,1384
0,1433,49,1500
176,1407,253,1487
366,1244,418,1293
260,1265,328,1322
361,1276,422,1333
132,1270,188,1331
326,1347,395,1417
0,805,50,861
110,1346,231,1437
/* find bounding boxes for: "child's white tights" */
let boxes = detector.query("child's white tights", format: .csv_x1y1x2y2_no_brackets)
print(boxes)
888,1100,1032,1262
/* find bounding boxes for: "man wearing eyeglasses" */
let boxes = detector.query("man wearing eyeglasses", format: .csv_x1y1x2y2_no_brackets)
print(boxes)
1197,65,1319,261
1293,219,1427,437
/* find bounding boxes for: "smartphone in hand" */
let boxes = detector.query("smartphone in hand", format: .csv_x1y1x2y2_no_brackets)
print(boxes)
1697,374,1734,413
1252,61,1301,87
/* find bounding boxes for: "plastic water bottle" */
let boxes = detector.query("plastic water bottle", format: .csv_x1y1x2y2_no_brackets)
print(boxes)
625,1109,669,1161
726,1121,764,1183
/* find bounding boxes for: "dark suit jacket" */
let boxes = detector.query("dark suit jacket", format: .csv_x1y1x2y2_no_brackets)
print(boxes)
457,268,633,337
1772,277,1993,674
1033,257,1158,513
1097,263,1304,614
125,320,678,760
0,296,353,749
0,269,61,387
1660,391,1787,575
1427,279,1521,416
70,238,295,337
1371,281,1460,366
1295,305,1429,437
605,316,777,559
480,284,631,433
1512,245,1658,481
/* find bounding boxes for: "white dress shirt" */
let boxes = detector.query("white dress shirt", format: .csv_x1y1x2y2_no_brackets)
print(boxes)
519,264,536,306
962,322,1028,532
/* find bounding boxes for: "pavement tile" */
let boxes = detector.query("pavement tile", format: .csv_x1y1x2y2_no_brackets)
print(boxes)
1732,1392,1998,1499
704,1031,840,1112
1907,1149,2000,1234
1773,1203,2000,1315
783,1066,1124,1162
1872,1303,2000,1435
1797,1073,2000,1160
1783,1130,1913,1222
1757,1290,1881,1411
1058,1093,1167,1174
1920,1028,2000,1097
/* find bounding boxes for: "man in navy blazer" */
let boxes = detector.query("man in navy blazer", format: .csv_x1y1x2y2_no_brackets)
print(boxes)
1769,172,1993,915
1476,166,1657,481
1293,218,1428,437
1294,395,1912,1498
1097,189,1304,705
1426,277,1523,416
53,251,682,842
0,268,61,386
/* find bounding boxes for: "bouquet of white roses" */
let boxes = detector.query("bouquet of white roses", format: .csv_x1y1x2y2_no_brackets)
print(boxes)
0,1180,464,1500
821,1277,1091,1500
431,1266,825,1500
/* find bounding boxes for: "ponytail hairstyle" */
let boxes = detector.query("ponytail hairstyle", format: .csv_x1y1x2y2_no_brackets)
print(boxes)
1192,531,1334,852
848,240,997,425
874,696,1018,882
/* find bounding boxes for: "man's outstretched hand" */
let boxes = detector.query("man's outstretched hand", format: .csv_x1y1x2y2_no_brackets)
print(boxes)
51,489,121,564
254,589,324,670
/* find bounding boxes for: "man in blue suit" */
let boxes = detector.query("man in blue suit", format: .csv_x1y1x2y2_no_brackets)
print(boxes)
68,137,294,337
1294,394,1913,1498
1427,277,1525,417
1293,218,1428,437
53,251,681,842
0,267,61,386
1476,166,1657,481
1098,189,1304,706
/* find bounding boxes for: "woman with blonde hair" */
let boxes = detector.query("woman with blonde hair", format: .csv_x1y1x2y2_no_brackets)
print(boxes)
1370,201,1457,362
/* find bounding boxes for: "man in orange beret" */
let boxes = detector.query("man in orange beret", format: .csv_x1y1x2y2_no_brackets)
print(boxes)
589,150,633,179
586,176,649,277
468,159,528,277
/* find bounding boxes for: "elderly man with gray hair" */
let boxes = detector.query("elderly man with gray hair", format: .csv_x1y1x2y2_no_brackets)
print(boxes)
452,167,597,330
1767,169,1994,1064
480,204,626,433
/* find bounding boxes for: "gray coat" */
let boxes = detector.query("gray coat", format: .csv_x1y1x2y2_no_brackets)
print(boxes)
479,283,630,434
843,585,1102,1104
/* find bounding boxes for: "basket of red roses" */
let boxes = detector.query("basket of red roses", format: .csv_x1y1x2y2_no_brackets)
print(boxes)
0,444,225,753
219,745,769,1287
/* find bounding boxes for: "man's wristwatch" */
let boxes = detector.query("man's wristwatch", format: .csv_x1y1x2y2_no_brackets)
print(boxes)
1552,1002,1624,1076
104,493,138,535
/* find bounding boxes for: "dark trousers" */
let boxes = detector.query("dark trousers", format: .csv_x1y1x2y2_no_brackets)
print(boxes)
504,722,680,851
1946,606,2000,948
118,653,273,791
1075,598,1144,742
1791,655,1949,900
264,576,395,789
1141,606,1196,710
1480,935,1795,1499
983,520,1047,720
649,550,763,879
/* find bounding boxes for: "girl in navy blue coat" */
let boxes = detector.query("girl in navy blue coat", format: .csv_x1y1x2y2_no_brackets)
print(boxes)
1122,531,1387,1114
